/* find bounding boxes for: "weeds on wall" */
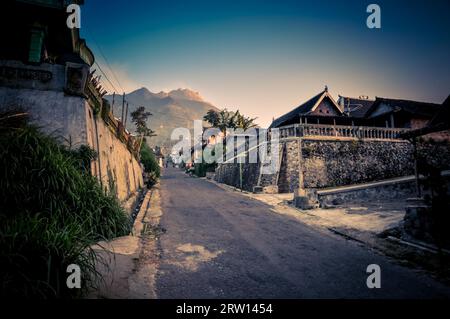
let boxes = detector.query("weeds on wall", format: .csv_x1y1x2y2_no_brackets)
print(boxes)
0,110,130,298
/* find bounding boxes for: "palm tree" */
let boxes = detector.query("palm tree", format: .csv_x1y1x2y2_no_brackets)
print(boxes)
217,109,237,134
235,111,258,131
203,109,219,127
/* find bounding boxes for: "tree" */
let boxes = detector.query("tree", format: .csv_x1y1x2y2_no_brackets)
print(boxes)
203,109,219,127
130,106,156,148
204,108,258,133
235,110,258,131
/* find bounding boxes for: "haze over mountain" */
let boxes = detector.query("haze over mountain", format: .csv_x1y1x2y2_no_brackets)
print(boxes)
106,87,219,150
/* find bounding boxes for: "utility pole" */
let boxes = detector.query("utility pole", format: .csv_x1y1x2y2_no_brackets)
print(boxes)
124,102,129,128
111,92,115,115
239,161,243,192
121,93,125,123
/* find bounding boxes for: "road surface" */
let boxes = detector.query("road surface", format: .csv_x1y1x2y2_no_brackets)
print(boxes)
154,168,450,298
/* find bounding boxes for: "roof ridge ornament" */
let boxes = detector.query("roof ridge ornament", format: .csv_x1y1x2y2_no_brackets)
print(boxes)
324,85,328,92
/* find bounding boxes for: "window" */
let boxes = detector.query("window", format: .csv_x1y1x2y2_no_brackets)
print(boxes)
28,28,44,63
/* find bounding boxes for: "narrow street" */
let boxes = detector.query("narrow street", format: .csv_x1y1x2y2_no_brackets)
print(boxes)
154,168,450,298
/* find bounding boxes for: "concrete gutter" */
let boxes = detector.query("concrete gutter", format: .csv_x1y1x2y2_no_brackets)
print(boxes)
317,170,450,196
89,184,162,299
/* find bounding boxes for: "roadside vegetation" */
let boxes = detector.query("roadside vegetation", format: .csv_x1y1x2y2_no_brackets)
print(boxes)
183,108,258,177
130,106,161,187
0,110,130,298
140,138,161,187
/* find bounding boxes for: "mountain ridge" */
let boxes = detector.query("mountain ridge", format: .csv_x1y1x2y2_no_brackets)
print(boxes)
105,87,219,151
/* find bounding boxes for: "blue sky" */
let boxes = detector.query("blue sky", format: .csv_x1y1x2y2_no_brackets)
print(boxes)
81,0,450,127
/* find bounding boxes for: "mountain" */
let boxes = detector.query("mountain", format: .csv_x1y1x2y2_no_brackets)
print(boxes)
105,87,219,151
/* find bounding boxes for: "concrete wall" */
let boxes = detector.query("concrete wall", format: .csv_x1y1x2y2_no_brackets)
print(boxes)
317,178,417,206
0,60,143,204
0,87,89,147
87,113,143,201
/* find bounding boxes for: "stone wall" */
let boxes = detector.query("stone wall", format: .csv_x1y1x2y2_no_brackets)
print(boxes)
214,138,416,194
300,138,414,189
278,139,300,193
214,162,260,192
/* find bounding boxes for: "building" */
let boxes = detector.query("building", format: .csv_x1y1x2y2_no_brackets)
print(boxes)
0,0,143,204
337,95,374,119
269,87,355,128
215,87,449,204
365,97,443,129
270,86,445,132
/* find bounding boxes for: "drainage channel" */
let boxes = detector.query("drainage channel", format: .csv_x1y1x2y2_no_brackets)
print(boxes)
129,188,149,228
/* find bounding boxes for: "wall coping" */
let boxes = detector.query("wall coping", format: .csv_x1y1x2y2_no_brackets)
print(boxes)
317,170,450,196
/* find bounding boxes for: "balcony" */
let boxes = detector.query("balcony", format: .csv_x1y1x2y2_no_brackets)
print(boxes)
278,123,410,140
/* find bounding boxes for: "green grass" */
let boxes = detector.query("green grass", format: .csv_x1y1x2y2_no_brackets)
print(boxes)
0,112,130,298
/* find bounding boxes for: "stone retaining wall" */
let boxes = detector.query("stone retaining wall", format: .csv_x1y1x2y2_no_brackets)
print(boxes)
300,139,415,189
214,162,260,192
215,137,418,194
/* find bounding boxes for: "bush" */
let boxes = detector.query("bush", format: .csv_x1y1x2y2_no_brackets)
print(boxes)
0,115,130,298
140,141,160,187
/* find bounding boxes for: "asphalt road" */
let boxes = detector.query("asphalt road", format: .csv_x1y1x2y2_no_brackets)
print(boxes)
155,167,450,298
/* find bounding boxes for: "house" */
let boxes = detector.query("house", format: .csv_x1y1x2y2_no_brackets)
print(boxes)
270,87,446,135
1,0,93,68
337,95,375,118
364,97,443,129
269,87,383,129
0,0,144,204
400,95,450,141
270,86,352,128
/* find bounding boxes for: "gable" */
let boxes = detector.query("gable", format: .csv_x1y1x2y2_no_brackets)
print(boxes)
311,97,341,116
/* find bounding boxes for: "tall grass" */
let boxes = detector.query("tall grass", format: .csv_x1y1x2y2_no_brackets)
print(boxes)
0,112,130,298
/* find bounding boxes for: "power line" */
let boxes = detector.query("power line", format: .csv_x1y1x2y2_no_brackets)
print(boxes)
93,41,125,93
86,30,125,93
93,60,119,93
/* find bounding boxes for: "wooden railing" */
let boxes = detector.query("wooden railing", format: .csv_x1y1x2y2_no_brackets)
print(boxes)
278,124,410,140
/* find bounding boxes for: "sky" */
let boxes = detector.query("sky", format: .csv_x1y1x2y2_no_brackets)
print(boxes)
81,0,450,127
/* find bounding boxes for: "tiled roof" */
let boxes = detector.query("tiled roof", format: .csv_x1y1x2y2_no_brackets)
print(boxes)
366,97,442,118
270,90,330,128
338,96,375,118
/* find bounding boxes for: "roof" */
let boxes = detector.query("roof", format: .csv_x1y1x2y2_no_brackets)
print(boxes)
428,95,450,126
400,95,450,139
270,89,342,128
366,97,442,119
338,96,375,118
